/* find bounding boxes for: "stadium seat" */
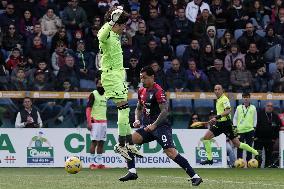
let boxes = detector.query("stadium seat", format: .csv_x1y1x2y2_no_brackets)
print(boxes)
193,99,215,120
250,100,259,108
256,29,266,37
234,29,244,40
268,63,277,74
176,44,188,58
217,29,226,39
171,99,192,114
163,61,172,73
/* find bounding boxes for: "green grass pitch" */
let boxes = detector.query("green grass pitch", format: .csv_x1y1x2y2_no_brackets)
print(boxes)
1,168,284,189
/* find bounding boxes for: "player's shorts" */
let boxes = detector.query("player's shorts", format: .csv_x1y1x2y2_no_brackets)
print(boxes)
209,120,238,140
90,121,107,141
101,69,128,100
136,125,174,149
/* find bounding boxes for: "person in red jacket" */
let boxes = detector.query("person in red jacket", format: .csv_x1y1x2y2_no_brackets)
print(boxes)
5,48,22,72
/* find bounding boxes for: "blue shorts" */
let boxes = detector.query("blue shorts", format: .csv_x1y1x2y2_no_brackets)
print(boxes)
136,125,174,149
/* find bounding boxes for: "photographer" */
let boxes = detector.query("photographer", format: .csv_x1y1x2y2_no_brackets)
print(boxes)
15,97,43,128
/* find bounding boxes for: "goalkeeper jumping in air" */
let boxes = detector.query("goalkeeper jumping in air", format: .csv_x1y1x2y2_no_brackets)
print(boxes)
97,6,142,160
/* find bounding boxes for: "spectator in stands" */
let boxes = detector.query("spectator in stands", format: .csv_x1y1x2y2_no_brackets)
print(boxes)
5,47,22,73
210,0,228,28
29,69,54,91
126,54,140,92
29,60,55,85
164,0,185,20
121,33,139,66
140,0,163,21
0,51,9,90
272,7,284,37
255,101,281,167
74,40,96,91
57,55,80,91
51,27,69,52
19,9,37,38
237,22,265,54
2,23,24,53
140,38,163,67
10,68,29,91
26,36,50,67
199,43,215,71
26,22,47,51
208,59,230,91
160,36,174,62
185,0,210,23
10,57,31,82
133,22,151,51
92,16,102,27
186,59,210,92
40,8,62,47
216,30,236,61
51,41,70,76
245,42,265,76
227,0,249,30
254,66,273,92
182,39,200,68
0,3,18,31
193,9,215,39
272,58,284,92
126,8,145,37
147,7,171,38
263,25,282,62
151,60,167,90
199,25,218,50
249,0,270,30
70,30,84,50
15,97,43,128
230,58,253,92
166,58,188,92
0,0,8,12
35,0,57,18
171,7,193,47
85,25,100,55
188,113,201,129
62,0,88,42
224,43,245,71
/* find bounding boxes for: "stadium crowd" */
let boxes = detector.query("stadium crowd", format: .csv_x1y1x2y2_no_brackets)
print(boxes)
0,0,283,93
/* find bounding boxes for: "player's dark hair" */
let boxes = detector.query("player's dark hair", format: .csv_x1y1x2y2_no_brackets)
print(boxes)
104,6,129,25
242,92,250,97
140,66,155,76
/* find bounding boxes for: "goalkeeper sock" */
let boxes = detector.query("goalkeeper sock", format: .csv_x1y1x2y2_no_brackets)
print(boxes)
173,154,196,178
126,134,134,145
117,105,130,144
97,154,103,165
203,140,213,161
239,142,259,156
127,153,135,170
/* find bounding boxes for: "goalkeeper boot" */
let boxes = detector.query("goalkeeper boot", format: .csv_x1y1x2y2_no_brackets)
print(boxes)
119,172,138,182
200,159,213,165
190,177,203,186
126,144,143,158
114,143,132,161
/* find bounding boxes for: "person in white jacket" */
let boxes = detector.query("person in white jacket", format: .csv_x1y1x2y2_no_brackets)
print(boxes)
185,0,210,23
40,8,62,47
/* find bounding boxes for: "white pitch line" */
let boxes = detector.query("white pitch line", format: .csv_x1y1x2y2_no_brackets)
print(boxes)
159,176,284,188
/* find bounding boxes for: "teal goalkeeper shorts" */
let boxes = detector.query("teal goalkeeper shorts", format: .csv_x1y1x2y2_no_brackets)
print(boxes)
101,69,128,100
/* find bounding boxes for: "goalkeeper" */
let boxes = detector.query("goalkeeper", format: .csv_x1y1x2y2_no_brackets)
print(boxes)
97,6,142,160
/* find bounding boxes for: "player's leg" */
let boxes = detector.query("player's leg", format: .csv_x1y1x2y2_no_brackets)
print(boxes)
237,133,245,160
245,131,254,161
200,129,215,165
96,141,105,168
164,148,202,186
156,126,202,186
89,140,98,169
263,140,273,167
253,138,263,167
119,130,147,182
126,123,143,157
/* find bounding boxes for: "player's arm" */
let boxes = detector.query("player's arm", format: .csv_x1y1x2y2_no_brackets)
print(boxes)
86,93,95,130
97,23,113,42
215,100,231,120
133,100,143,128
152,102,169,127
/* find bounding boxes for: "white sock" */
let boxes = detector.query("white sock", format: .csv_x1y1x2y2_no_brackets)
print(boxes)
128,168,136,174
192,174,200,179
97,154,103,165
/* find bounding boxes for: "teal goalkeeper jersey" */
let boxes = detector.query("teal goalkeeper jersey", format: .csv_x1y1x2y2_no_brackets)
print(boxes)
97,22,124,71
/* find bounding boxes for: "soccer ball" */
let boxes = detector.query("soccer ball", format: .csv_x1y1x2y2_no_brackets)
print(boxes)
65,156,82,174
234,158,246,168
248,159,258,168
